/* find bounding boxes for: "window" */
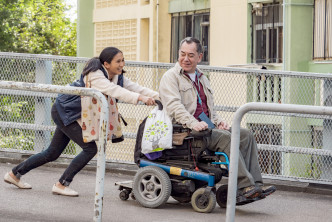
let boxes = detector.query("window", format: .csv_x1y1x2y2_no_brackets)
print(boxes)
251,2,283,63
170,11,210,64
314,0,332,60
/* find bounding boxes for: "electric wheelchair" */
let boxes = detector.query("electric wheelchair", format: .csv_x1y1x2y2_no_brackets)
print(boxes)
116,101,259,213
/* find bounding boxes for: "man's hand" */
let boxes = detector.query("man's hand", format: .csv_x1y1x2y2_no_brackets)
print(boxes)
138,95,156,106
217,121,230,130
193,121,208,131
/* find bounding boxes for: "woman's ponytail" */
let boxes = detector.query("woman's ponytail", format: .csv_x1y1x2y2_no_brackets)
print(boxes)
82,57,102,76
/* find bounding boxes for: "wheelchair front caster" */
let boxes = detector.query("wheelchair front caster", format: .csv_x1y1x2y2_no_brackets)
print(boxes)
119,189,131,201
191,188,216,213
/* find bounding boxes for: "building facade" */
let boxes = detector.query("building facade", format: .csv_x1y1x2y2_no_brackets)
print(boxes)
77,0,332,72
77,0,332,177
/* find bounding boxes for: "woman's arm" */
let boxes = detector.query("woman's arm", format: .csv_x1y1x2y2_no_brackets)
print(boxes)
87,70,140,104
123,76,159,100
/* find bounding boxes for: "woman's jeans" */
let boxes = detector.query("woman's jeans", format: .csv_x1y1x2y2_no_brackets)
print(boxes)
12,104,97,186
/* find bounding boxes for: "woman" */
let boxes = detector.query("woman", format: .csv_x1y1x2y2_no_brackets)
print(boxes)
4,47,159,197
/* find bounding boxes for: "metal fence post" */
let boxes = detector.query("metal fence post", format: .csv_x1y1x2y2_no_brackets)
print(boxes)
226,102,332,222
93,93,109,222
34,60,52,152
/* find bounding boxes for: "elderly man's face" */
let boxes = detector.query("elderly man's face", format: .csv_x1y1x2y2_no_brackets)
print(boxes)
178,42,203,73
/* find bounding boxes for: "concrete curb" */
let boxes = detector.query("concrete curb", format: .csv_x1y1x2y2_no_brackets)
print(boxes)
0,152,138,176
1,152,332,196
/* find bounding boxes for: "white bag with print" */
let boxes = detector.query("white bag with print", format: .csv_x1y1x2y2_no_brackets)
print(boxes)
141,106,173,154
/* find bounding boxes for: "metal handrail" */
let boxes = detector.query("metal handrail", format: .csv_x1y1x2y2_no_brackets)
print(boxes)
226,102,332,222
0,51,330,79
0,81,109,222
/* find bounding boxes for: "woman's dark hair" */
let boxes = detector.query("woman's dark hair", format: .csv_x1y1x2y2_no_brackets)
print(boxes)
82,47,123,76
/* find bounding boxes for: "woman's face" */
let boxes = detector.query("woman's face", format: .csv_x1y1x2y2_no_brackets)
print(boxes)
104,52,125,77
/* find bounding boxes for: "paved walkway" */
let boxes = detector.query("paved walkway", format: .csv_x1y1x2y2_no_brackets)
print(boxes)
1,162,331,222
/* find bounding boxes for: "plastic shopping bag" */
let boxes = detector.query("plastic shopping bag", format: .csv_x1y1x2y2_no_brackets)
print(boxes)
141,106,173,154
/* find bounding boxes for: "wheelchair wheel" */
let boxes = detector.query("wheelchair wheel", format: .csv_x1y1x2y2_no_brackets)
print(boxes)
133,166,172,208
191,188,216,213
216,184,228,208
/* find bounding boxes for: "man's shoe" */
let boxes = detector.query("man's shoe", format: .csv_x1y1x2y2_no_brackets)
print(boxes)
4,172,32,189
260,185,276,197
52,184,79,197
239,185,262,199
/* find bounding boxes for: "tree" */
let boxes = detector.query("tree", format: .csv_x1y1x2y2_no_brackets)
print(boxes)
0,0,77,152
0,0,76,56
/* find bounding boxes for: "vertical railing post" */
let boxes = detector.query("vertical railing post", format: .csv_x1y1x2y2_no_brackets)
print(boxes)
34,60,52,151
225,106,244,222
322,79,332,179
93,93,109,222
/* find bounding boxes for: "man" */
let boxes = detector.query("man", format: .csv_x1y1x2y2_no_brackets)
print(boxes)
159,37,276,199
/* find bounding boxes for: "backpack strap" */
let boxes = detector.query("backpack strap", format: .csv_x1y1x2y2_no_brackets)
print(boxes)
98,67,127,126
117,73,124,87
98,67,124,87
99,67,109,79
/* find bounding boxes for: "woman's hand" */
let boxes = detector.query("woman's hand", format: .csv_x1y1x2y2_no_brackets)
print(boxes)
138,95,156,106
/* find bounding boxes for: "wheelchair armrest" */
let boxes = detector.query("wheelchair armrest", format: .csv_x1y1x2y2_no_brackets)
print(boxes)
173,123,212,138
173,124,189,133
190,129,212,138
173,124,183,129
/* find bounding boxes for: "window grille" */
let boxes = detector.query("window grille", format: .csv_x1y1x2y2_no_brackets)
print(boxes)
252,2,283,63
170,11,210,64
254,74,282,103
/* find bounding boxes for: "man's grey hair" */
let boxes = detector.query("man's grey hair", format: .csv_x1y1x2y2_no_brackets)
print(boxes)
179,37,203,54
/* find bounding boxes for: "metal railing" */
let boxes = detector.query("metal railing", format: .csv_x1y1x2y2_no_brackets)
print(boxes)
1,52,332,185
226,102,332,222
0,80,109,222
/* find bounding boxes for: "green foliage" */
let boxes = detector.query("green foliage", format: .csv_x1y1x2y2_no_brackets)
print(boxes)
0,129,34,151
0,0,76,56
0,0,77,151
0,96,34,150
0,96,28,121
